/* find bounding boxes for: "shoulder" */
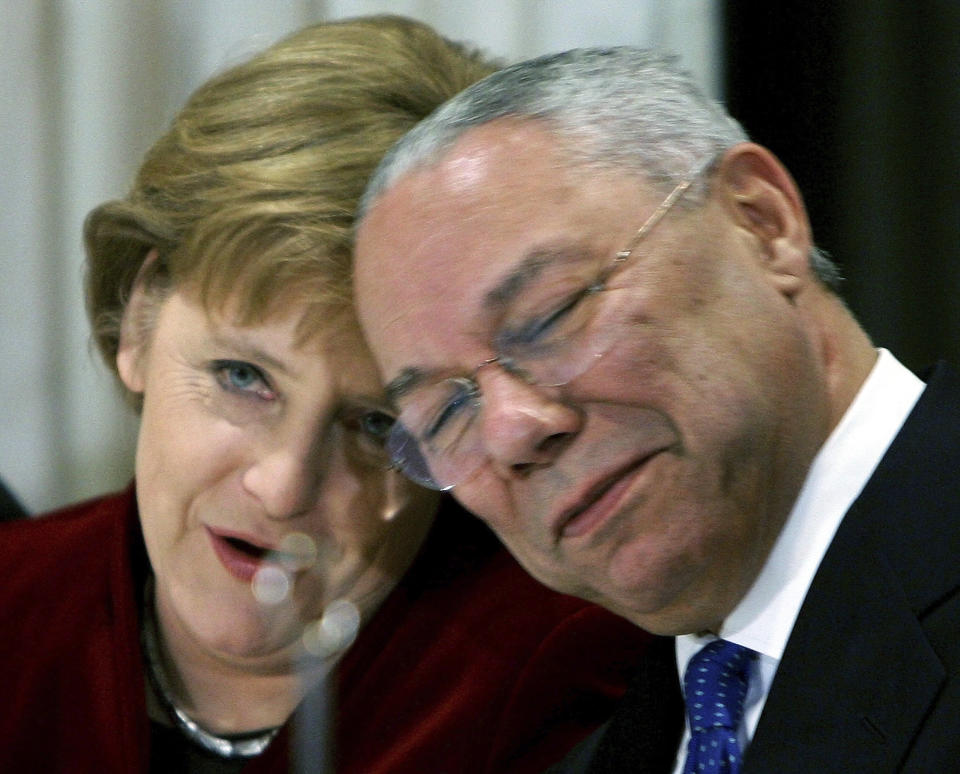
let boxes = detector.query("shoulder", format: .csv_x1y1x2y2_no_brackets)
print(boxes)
337,497,653,774
748,363,960,770
0,485,148,771
0,486,139,620
0,486,136,567
4,485,135,532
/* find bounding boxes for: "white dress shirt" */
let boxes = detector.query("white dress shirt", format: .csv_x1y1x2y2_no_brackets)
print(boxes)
670,349,924,773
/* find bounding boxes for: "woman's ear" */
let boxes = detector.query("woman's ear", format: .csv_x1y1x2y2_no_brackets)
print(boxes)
116,248,160,394
715,142,814,294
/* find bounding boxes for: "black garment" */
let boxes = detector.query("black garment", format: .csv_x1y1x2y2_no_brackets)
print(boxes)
544,635,682,774
0,478,26,521
150,723,248,774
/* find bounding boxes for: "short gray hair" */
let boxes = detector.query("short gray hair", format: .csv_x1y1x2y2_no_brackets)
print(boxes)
359,47,842,291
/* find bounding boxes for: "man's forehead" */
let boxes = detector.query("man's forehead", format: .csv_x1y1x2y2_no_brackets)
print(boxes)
357,121,567,286
383,119,572,215
355,118,652,385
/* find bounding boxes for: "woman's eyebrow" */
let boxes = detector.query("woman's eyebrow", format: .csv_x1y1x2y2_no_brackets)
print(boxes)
209,332,292,377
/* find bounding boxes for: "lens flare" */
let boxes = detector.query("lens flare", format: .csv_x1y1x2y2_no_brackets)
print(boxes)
277,531,319,571
301,599,361,658
381,471,410,522
251,565,292,605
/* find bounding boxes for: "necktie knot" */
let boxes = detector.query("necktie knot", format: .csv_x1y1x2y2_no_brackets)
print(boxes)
682,639,755,774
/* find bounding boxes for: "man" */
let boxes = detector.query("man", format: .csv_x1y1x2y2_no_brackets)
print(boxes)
353,48,960,772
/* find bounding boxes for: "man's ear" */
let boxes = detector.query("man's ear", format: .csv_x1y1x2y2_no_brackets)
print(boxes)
715,142,813,295
116,249,160,394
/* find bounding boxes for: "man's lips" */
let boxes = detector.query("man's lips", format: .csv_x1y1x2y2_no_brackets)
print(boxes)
553,450,666,541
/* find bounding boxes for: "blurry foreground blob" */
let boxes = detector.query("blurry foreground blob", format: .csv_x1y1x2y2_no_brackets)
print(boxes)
279,532,320,571
252,565,292,606
380,472,411,522
302,599,361,658
252,532,323,605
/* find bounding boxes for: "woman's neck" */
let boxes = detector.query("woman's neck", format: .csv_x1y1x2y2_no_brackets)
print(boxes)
147,583,332,735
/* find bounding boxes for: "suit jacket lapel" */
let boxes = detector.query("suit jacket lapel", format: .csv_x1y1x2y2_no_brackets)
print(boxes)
747,362,960,772
745,514,944,771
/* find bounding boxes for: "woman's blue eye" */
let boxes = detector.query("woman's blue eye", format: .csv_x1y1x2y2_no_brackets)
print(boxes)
227,364,258,389
213,360,272,398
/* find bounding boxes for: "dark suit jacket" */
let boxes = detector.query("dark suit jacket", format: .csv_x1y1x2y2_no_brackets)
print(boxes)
549,362,960,773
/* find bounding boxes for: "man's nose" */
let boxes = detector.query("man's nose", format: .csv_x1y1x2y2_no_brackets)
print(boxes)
475,366,581,478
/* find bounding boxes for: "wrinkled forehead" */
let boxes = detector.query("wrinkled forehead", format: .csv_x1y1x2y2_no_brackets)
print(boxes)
353,119,653,381
355,122,555,360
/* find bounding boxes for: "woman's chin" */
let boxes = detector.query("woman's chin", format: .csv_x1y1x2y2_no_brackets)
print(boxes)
183,598,309,664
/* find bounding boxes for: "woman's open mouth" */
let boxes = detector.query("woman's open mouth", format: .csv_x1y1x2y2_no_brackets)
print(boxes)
206,528,275,583
223,536,268,559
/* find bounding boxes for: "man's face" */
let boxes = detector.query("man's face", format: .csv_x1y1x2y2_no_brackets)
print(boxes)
355,119,833,634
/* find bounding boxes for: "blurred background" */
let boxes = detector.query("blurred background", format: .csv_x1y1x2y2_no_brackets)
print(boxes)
2,0,957,514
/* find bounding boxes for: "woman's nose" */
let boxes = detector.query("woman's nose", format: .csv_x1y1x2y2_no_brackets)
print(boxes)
475,367,581,478
242,439,323,520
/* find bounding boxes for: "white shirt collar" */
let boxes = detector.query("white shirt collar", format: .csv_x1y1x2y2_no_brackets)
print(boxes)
675,347,924,660
715,348,924,660
671,350,924,772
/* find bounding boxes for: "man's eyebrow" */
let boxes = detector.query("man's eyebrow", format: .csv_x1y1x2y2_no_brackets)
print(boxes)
483,245,588,311
385,366,430,403
388,246,591,402
340,392,394,416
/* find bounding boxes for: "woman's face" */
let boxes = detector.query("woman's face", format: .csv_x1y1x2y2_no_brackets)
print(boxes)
118,288,438,667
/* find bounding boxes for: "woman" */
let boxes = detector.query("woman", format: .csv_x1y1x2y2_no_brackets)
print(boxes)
0,15,652,773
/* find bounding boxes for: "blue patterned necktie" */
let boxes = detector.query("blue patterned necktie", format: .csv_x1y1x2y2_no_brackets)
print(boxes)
682,639,755,774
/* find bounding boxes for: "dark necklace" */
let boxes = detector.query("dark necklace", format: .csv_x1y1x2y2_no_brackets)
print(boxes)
141,585,280,759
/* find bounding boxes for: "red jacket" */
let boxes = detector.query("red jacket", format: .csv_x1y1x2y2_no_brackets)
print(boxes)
0,486,653,773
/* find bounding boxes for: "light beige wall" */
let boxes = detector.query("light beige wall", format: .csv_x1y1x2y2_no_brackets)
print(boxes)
0,0,721,513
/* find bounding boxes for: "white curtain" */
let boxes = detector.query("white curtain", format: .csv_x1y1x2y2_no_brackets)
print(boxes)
1,0,721,513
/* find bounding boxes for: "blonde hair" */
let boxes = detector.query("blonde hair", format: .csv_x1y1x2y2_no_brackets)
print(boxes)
84,14,499,394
